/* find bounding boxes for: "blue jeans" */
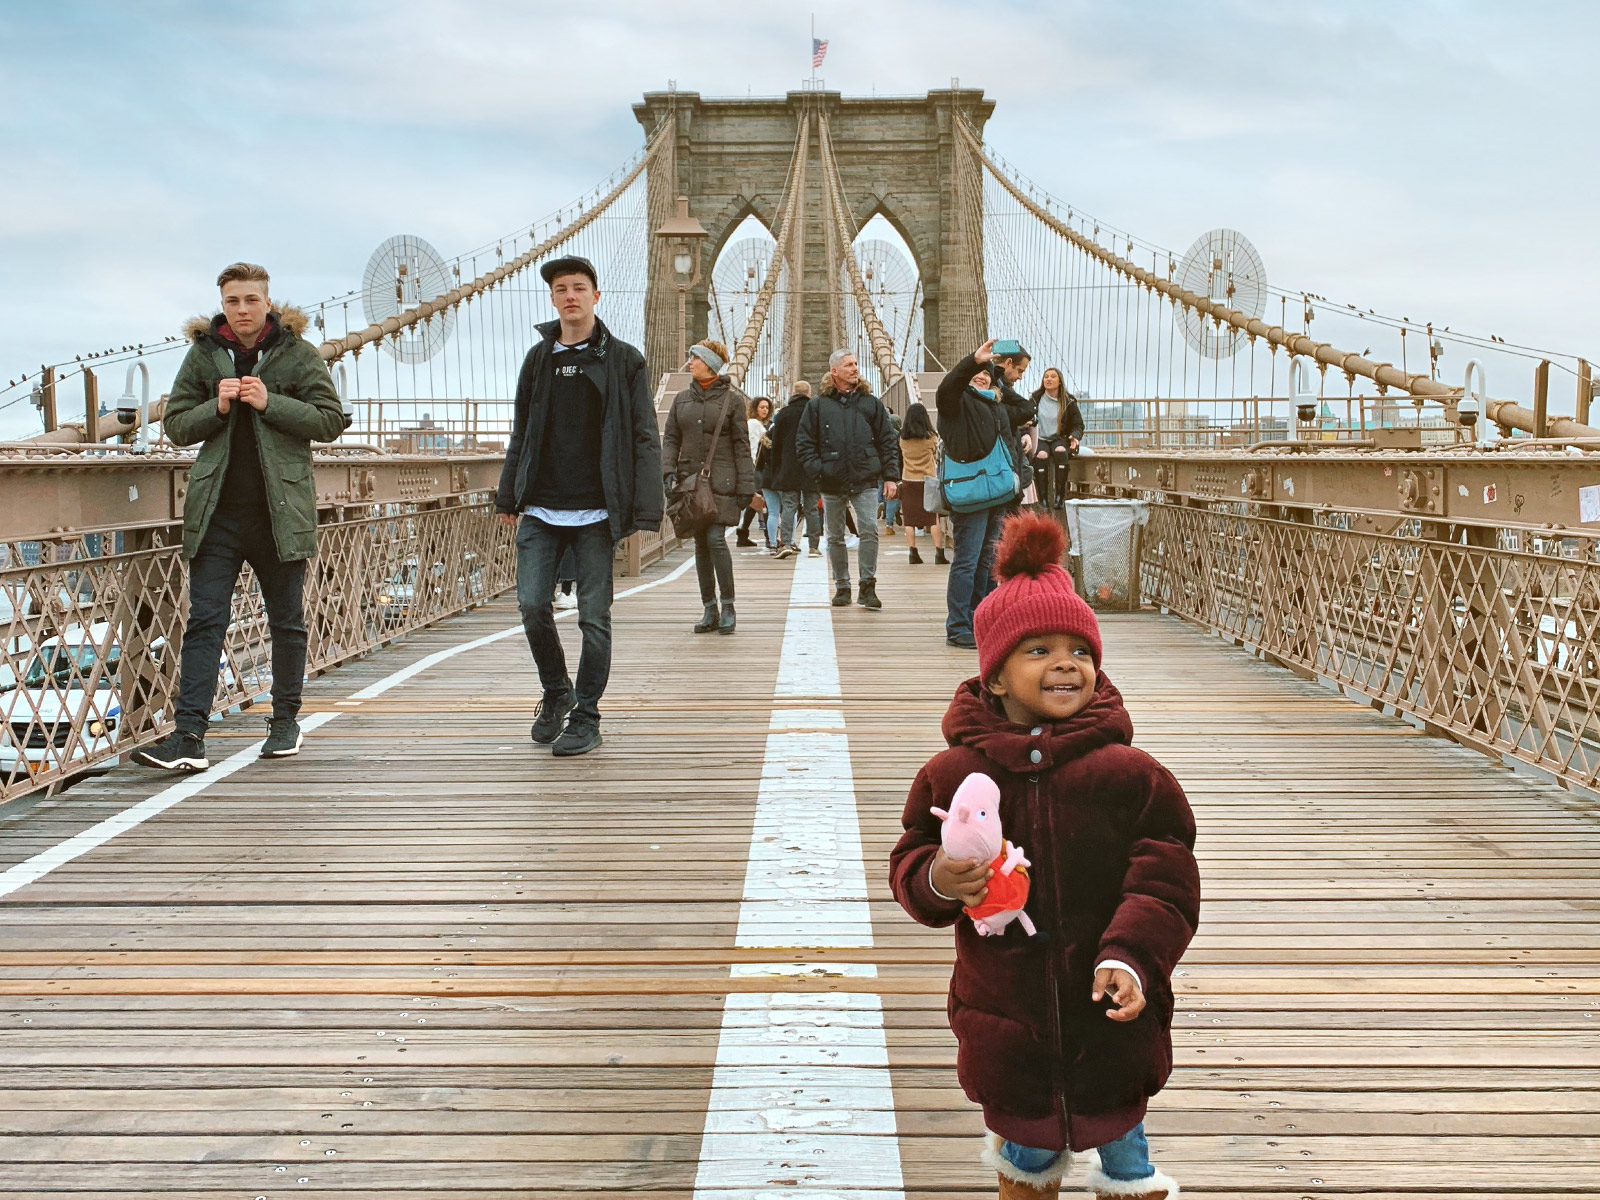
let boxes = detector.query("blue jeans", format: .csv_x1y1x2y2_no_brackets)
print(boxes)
778,489,822,548
823,488,880,587
762,488,782,548
515,516,615,721
1002,1122,1153,1182
882,483,900,527
946,504,1006,639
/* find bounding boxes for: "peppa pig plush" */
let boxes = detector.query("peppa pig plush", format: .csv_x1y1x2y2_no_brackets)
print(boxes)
930,773,1037,938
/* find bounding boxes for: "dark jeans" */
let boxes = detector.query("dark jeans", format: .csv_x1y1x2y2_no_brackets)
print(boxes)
1033,435,1074,508
175,506,308,737
946,504,1007,640
693,523,735,603
516,516,615,721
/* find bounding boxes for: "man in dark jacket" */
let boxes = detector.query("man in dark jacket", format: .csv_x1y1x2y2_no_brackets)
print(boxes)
766,381,822,558
794,351,901,609
133,262,347,773
495,255,663,757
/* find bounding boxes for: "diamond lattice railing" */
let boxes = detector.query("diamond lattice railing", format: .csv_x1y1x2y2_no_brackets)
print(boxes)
1141,502,1600,793
0,500,517,802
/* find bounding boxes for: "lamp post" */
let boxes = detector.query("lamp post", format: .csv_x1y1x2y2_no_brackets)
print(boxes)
654,194,709,363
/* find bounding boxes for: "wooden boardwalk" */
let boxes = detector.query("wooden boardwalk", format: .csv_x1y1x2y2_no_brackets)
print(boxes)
1,536,1598,1197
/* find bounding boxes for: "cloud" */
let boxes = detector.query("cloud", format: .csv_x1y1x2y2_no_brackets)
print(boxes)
2,0,1596,435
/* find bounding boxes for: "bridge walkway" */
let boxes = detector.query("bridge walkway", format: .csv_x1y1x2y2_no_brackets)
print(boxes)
0,541,1597,1197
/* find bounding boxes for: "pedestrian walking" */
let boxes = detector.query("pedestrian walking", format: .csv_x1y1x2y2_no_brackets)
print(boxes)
1029,367,1084,509
736,395,774,548
890,510,1199,1200
937,339,1033,648
494,254,663,758
896,401,946,565
767,381,821,559
133,262,347,772
795,350,901,610
662,339,753,635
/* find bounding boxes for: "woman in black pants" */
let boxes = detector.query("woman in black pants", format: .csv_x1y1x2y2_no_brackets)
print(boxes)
662,339,754,635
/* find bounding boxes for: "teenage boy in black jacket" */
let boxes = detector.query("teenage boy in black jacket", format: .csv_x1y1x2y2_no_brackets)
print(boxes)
495,255,663,757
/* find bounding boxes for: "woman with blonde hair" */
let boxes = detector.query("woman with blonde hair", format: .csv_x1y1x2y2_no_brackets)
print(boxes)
662,339,754,634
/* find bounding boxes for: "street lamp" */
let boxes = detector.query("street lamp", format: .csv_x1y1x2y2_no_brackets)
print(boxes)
654,194,709,363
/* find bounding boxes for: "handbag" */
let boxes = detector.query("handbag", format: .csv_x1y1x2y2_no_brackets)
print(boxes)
667,390,738,539
940,432,1019,514
923,474,946,515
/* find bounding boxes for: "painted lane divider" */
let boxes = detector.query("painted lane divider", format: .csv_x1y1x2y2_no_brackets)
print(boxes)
694,551,905,1199
0,554,697,902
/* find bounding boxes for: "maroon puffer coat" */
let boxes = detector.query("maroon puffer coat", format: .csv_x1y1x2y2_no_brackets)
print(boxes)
889,673,1200,1152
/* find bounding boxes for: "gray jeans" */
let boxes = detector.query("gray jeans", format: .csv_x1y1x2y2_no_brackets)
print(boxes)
823,488,880,587
777,489,822,548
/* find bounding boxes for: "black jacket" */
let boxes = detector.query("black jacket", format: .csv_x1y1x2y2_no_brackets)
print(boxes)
936,354,1034,463
496,317,663,539
794,385,902,494
768,393,813,492
1030,386,1086,444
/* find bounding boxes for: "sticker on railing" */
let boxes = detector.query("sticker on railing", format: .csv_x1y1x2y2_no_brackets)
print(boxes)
1580,485,1600,524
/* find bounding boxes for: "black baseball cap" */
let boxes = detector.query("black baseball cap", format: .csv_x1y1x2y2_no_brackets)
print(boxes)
540,255,598,288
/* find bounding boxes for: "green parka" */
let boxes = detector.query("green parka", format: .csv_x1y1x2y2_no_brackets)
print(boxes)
163,305,346,562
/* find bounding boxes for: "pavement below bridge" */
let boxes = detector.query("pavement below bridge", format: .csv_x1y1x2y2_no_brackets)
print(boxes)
1,534,1598,1197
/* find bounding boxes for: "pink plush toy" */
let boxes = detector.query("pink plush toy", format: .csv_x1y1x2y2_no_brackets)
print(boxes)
931,773,1037,938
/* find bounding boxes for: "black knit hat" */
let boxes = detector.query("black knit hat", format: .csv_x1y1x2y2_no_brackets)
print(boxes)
540,255,598,288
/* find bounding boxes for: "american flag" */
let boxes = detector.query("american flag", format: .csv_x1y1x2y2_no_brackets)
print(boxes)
812,37,828,68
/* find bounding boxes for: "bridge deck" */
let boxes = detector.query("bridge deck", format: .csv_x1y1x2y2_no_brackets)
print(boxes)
1,542,1597,1197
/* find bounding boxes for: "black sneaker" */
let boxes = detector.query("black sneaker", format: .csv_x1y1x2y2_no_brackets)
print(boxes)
858,582,882,610
260,718,304,758
831,586,852,607
552,715,603,757
946,633,978,649
132,731,209,773
530,688,576,744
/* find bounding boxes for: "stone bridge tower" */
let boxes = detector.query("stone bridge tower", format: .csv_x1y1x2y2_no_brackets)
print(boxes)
633,86,995,390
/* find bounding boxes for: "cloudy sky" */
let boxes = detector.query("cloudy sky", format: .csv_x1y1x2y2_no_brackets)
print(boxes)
1,0,1594,436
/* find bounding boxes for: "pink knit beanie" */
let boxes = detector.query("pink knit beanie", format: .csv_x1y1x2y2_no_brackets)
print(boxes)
974,511,1102,681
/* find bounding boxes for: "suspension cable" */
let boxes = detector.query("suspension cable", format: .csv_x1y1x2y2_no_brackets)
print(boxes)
816,112,903,389
318,116,675,365
727,110,811,390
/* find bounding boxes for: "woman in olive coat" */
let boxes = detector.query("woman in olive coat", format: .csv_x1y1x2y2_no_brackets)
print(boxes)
662,339,754,634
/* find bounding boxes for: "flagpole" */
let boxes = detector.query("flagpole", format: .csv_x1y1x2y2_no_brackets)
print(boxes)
810,13,815,85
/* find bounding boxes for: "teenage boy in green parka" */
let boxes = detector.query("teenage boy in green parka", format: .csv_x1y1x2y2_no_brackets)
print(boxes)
133,262,346,774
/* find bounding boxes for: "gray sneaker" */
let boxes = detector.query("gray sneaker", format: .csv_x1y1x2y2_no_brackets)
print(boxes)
261,718,304,758
132,730,209,773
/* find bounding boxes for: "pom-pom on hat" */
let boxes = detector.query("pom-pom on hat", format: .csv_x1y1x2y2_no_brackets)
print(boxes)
974,511,1103,681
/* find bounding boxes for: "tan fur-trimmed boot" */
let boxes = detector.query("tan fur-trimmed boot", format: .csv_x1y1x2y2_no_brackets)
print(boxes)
1082,1160,1180,1200
980,1131,1072,1199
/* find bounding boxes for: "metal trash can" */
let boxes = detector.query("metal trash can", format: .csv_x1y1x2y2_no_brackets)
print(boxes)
1062,499,1149,612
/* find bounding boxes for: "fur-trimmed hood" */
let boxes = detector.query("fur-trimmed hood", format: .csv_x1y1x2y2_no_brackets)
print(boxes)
183,303,310,343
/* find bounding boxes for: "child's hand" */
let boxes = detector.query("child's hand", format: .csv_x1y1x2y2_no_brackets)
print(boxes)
1092,967,1145,1022
931,848,991,908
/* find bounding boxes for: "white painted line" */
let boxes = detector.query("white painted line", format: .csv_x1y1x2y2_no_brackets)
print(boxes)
695,549,904,1199
0,553,696,903
730,963,878,980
